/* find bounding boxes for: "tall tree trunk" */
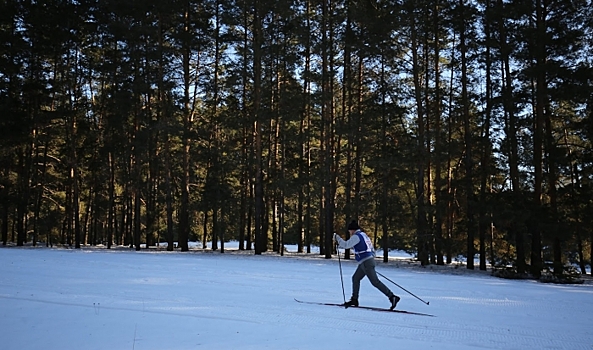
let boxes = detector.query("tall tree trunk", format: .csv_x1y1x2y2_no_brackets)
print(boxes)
411,10,429,266
445,33,456,264
146,121,158,248
33,138,49,246
530,0,546,278
151,14,174,252
107,151,115,249
566,132,585,274
354,53,363,242
297,82,306,253
17,141,32,246
479,0,494,271
303,0,313,254
178,0,192,252
380,53,389,263
545,111,561,274
246,182,253,250
73,139,81,249
322,0,335,259
202,211,209,249
253,0,264,255
133,107,141,251
165,133,174,251
2,163,10,246
239,0,250,251
220,182,225,254
424,5,435,265
342,0,353,259
460,0,475,270
497,0,525,273
212,0,223,253
433,0,445,265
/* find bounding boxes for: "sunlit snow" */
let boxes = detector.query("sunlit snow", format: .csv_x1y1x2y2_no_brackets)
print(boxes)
1,243,592,350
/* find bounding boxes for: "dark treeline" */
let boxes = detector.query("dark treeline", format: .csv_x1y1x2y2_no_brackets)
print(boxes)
1,0,592,276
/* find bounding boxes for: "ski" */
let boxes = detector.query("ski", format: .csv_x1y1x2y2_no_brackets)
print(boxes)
294,299,435,317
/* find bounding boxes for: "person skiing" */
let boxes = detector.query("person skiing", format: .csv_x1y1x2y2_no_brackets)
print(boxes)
333,220,400,310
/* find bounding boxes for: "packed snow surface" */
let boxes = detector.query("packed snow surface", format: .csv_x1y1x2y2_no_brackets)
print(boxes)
1,244,592,350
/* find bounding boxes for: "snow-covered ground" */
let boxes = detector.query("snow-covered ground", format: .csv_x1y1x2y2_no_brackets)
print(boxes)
1,244,592,350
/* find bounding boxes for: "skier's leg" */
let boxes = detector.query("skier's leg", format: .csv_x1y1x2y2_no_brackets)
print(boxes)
351,264,365,300
361,259,394,298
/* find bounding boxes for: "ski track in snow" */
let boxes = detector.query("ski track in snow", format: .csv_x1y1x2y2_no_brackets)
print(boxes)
1,247,592,350
3,291,590,349
235,302,592,350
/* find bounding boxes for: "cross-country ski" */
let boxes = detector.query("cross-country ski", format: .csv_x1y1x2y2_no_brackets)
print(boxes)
294,298,436,317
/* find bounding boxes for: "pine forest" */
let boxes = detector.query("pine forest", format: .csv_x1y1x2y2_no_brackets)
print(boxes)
1,0,592,279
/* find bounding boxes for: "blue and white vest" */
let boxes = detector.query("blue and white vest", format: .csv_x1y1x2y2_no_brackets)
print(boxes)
353,230,375,262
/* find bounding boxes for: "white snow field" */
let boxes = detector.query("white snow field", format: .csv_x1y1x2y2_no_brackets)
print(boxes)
1,245,592,350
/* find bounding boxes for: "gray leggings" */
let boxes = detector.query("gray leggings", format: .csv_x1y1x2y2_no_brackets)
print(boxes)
351,258,394,300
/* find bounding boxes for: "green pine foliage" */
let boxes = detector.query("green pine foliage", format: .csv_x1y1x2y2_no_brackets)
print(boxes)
0,0,592,277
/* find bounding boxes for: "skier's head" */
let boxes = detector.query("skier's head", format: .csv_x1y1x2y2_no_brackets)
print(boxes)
347,220,360,231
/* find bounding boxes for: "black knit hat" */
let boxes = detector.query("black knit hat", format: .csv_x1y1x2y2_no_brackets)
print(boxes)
347,220,360,230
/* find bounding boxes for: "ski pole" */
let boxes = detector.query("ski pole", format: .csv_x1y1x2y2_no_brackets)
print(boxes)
376,271,430,305
336,244,346,305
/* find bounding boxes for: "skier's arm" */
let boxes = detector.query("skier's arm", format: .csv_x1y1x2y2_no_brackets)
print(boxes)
333,233,360,249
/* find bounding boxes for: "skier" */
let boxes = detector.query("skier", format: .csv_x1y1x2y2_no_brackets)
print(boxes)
333,220,400,310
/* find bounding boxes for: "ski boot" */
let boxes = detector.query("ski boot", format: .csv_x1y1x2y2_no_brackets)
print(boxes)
389,295,401,310
343,298,359,308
